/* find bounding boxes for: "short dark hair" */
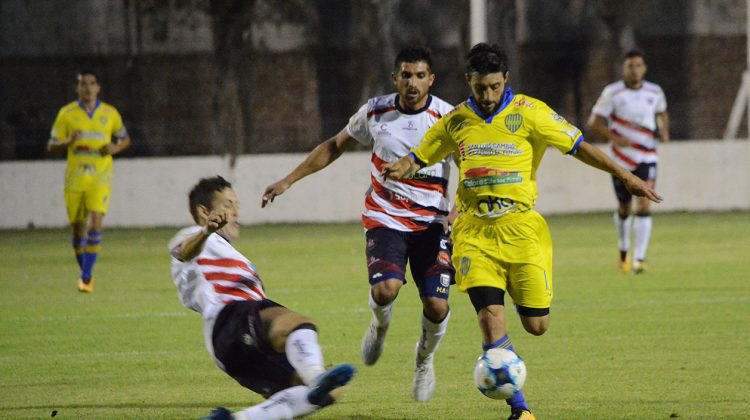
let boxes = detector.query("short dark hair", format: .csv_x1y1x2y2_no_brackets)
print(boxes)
76,69,99,83
188,176,232,223
465,43,509,75
623,50,646,62
394,46,433,72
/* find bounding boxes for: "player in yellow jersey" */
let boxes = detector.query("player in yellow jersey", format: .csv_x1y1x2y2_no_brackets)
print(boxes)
48,70,131,293
383,43,662,420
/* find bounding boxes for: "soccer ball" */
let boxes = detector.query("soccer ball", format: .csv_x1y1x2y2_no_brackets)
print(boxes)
473,347,527,400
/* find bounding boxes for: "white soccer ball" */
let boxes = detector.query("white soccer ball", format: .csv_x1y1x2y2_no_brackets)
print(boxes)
473,347,527,400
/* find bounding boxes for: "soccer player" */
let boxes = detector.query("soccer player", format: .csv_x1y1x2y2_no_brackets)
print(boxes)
382,43,662,420
169,176,355,420
48,70,131,293
261,46,454,402
587,50,670,274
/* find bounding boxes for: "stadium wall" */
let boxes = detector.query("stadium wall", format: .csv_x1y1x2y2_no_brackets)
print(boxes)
0,140,747,229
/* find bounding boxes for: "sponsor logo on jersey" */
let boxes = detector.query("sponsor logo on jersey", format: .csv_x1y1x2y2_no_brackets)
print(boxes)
437,250,451,265
403,121,418,131
463,167,522,188
513,98,535,109
375,123,391,136
99,116,108,125
504,113,523,132
551,112,566,123
459,142,522,160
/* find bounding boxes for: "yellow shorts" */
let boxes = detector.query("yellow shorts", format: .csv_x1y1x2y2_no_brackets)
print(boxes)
64,186,110,224
452,210,553,309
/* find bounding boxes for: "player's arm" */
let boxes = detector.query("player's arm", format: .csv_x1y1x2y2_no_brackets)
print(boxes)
262,129,358,207
47,130,81,155
100,135,131,156
586,114,629,147
573,141,662,203
175,208,229,261
383,118,453,180
656,111,670,143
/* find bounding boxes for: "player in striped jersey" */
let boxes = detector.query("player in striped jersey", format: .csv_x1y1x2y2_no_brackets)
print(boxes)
170,176,355,420
383,43,662,420
48,70,131,293
262,47,454,402
587,50,670,274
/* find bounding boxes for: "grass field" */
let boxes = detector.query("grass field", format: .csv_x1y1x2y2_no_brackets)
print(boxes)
1,211,749,419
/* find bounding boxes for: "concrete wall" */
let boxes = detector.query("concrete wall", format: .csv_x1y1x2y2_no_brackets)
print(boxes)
1,140,748,229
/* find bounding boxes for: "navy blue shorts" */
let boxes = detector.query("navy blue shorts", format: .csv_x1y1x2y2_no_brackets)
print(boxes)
612,162,657,204
212,299,294,398
365,223,454,300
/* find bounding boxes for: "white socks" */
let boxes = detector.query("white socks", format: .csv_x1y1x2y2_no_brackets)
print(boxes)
285,328,325,387
633,214,652,261
417,310,450,360
233,385,318,420
614,212,633,254
369,290,394,327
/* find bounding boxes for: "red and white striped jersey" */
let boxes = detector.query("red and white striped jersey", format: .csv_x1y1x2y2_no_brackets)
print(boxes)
346,93,454,232
591,80,667,170
169,226,266,358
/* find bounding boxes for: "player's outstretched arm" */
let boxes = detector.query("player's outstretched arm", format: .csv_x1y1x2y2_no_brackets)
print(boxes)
381,153,421,180
573,141,663,203
261,130,358,207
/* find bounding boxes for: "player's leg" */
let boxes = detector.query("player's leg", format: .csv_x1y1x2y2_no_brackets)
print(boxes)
361,228,408,365
82,184,110,282
632,163,656,274
409,224,453,401
207,301,354,420
612,175,633,273
65,190,90,291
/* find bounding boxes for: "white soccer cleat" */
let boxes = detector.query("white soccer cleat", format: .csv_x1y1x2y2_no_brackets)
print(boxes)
413,344,436,402
360,317,388,366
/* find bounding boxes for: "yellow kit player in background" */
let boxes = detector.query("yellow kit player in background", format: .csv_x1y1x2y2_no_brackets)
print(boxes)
383,43,662,420
48,70,131,293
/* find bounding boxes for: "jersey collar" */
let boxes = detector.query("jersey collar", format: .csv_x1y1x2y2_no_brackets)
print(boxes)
395,94,433,115
77,99,101,119
467,87,514,123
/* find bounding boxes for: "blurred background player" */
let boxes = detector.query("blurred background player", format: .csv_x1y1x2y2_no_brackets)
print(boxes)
587,50,670,274
169,176,355,420
262,46,454,402
382,43,662,420
47,70,131,293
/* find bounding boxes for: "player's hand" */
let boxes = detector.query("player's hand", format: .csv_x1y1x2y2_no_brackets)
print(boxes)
381,156,416,180
261,180,290,208
205,208,230,233
99,143,117,156
65,131,82,147
624,174,663,203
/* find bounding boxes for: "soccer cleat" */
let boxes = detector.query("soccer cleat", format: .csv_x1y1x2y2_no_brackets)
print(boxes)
77,278,94,293
200,407,232,420
413,344,436,402
632,260,648,274
307,364,356,406
508,408,536,420
618,256,631,274
361,318,388,365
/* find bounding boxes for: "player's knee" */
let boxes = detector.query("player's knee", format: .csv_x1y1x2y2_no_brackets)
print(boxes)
422,296,449,321
520,317,549,336
371,280,401,305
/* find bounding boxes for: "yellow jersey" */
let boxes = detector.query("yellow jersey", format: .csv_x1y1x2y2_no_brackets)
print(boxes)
412,89,583,219
50,100,127,191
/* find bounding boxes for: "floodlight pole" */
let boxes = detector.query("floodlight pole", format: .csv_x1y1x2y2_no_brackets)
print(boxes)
724,0,750,140
470,0,488,45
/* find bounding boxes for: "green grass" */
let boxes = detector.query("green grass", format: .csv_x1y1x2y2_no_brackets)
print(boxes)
1,212,749,419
